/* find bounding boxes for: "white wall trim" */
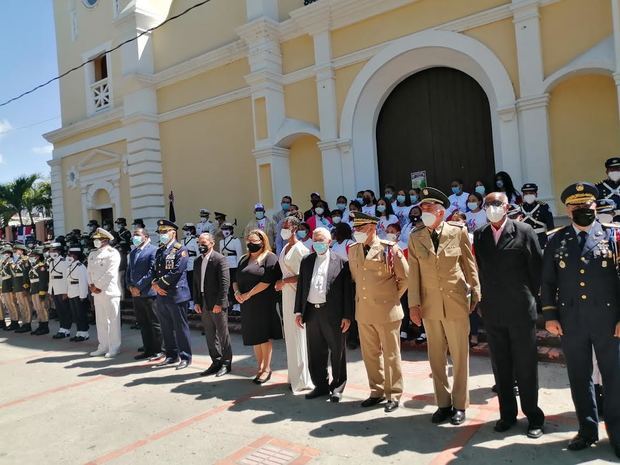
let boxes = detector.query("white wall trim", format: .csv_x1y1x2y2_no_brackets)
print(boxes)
52,127,126,160
273,118,321,147
43,108,123,144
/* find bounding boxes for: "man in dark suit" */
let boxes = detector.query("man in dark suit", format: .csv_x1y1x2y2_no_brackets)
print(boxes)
126,228,162,360
473,192,545,439
193,233,232,377
294,227,353,403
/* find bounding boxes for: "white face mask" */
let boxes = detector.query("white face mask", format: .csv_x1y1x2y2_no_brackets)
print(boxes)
467,202,479,211
115,225,123,232
183,231,191,238
523,194,536,205
67,256,74,264
280,228,292,240
200,217,207,223
353,231,368,243
332,216,342,224
50,252,59,259
93,239,102,249
385,233,398,242
486,206,506,223
598,213,614,223
315,207,324,216
609,171,620,182
421,212,437,227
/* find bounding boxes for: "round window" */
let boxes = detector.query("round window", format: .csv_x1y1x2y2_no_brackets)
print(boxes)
82,0,98,7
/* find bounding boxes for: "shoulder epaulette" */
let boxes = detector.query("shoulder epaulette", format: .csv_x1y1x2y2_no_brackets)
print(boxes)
446,221,466,228
173,242,182,250
379,239,396,246
546,226,567,237
600,222,620,229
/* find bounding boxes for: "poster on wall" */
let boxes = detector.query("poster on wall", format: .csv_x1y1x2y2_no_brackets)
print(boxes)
411,170,427,189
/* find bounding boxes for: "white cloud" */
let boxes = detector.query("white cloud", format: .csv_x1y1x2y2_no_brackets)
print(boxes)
0,119,12,139
32,144,53,155
0,153,5,164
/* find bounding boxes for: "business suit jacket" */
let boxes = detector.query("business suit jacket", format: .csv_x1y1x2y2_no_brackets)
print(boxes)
408,221,480,320
473,219,543,326
126,242,157,297
192,251,230,311
294,252,353,324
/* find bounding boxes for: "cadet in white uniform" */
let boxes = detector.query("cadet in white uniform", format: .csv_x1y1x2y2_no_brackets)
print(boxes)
48,243,71,339
219,222,243,313
87,228,122,357
196,209,215,236
182,223,200,307
66,247,90,342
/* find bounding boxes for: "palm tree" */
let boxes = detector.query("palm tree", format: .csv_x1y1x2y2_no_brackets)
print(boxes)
23,180,52,226
0,174,39,226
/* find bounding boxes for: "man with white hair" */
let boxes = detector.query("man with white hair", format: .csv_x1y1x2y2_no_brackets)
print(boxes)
294,227,353,402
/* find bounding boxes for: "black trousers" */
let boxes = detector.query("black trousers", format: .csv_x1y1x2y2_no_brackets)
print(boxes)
305,304,347,394
154,300,192,361
187,270,194,300
133,297,162,356
53,294,72,331
200,294,232,367
68,297,89,332
485,320,545,427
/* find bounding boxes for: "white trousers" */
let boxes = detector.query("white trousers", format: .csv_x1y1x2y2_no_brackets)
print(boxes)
94,294,121,355
282,285,313,393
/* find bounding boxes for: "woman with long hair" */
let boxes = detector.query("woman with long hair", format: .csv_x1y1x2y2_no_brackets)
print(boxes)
494,171,522,205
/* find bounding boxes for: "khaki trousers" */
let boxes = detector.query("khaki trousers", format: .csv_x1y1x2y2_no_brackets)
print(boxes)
31,294,48,322
2,292,18,321
358,320,403,401
15,291,33,324
424,317,470,410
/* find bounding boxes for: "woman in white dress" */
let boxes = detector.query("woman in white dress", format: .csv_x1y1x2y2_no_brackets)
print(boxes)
274,216,313,393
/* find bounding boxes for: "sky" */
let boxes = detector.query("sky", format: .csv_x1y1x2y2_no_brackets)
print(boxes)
0,0,60,183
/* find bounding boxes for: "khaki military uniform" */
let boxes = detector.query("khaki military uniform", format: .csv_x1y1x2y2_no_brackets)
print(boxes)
12,257,33,324
348,237,409,401
1,257,18,323
408,221,480,410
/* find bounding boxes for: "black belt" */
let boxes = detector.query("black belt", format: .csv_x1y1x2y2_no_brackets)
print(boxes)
307,302,327,309
70,280,79,285
53,276,63,280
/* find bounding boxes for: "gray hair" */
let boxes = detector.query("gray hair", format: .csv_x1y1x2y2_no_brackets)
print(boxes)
199,232,214,242
313,227,331,241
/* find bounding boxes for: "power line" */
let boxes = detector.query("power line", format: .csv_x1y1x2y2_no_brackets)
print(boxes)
0,0,212,109
0,116,61,135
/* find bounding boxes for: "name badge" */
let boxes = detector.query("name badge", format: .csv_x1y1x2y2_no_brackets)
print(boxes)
165,259,174,270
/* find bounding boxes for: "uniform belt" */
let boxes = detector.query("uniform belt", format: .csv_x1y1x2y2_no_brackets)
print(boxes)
1,277,10,281
13,273,23,277
30,278,39,283
188,251,197,256
70,280,79,285
533,227,547,233
307,302,327,309
53,276,63,279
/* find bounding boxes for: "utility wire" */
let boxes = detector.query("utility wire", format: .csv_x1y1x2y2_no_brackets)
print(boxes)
0,115,61,135
0,0,211,109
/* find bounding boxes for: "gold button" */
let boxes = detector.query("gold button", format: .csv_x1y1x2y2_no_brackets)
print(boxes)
580,282,586,287
579,270,585,274
362,287,366,291
581,295,587,300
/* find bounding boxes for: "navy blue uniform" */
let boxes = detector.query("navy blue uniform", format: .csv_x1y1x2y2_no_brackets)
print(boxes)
150,241,192,361
596,179,620,219
541,222,620,447
521,201,554,248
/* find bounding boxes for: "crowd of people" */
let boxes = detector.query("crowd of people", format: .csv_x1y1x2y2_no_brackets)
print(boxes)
1,160,620,459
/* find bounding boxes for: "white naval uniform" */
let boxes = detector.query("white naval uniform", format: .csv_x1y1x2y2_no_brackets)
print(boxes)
196,219,215,236
48,256,69,295
183,235,200,272
66,261,90,338
87,246,122,356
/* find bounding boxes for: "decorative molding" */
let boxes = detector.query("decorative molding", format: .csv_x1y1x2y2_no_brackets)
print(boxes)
497,105,517,122
77,148,123,172
158,87,251,123
252,146,291,160
439,4,512,32
516,94,550,111
43,107,123,144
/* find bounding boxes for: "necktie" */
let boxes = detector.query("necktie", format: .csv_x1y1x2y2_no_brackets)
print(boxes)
578,231,588,251
431,230,439,252
363,245,370,257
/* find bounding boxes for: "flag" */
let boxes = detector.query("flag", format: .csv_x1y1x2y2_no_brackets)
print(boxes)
168,190,176,222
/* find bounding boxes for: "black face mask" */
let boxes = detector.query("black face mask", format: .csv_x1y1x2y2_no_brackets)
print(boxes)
247,242,262,253
363,197,371,205
198,245,211,255
572,208,596,227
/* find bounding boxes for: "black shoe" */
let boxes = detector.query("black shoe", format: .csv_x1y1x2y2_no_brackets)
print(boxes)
432,406,454,424
32,323,50,335
361,396,385,408
215,365,230,377
199,364,222,377
52,332,67,339
567,434,596,451
176,360,191,370
451,409,466,425
254,371,272,385
69,335,78,341
73,336,89,342
491,384,498,393
137,346,145,352
148,352,165,362
494,419,516,432
15,324,32,333
305,388,330,400
155,357,179,367
527,425,544,439
614,444,620,459
6,321,20,331
384,400,399,413
134,353,150,360
330,392,342,403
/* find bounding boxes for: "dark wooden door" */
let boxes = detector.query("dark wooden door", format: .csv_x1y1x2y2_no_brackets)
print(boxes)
376,67,495,194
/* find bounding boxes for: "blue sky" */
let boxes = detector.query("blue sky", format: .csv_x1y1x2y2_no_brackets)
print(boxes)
0,0,60,183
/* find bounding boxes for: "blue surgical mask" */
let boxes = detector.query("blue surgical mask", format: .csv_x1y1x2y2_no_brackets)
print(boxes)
451,186,461,195
356,197,364,204
397,195,406,204
159,233,170,245
496,180,504,189
377,205,386,213
313,242,329,255
475,185,486,195
337,203,347,211
296,230,307,240
332,216,342,224
384,193,393,200
410,195,419,203
255,211,265,220
281,203,290,211
132,236,143,247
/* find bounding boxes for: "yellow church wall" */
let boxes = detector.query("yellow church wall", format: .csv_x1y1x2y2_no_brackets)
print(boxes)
549,75,620,211
540,0,613,78
464,18,520,98
281,35,315,75
289,135,324,203
254,97,269,140
259,164,274,211
284,79,319,126
153,0,246,72
54,122,123,148
331,0,509,59
157,59,250,114
159,98,258,232
335,61,368,129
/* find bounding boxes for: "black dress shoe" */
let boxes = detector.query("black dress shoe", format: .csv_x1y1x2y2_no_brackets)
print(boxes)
567,434,596,451
431,406,454,424
305,388,329,400
450,409,466,425
200,364,222,377
176,360,191,370
148,352,165,362
361,396,385,408
15,324,32,333
155,357,179,367
614,444,620,458
527,426,544,439
69,336,78,341
254,371,272,384
73,336,89,342
134,353,150,360
384,400,399,413
52,332,67,339
494,419,516,432
215,365,230,377
491,384,498,393
330,392,342,403
137,346,144,352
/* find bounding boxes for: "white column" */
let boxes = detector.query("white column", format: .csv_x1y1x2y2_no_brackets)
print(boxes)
612,0,620,115
253,147,292,208
246,0,278,22
48,159,66,235
512,0,555,204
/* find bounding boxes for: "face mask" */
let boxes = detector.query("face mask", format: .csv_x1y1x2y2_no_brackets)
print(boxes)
159,233,170,245
281,203,290,211
247,242,262,253
467,202,479,211
50,252,58,259
384,193,393,200
313,242,329,255
421,212,437,227
222,230,232,237
280,228,292,240
363,197,371,205
67,256,74,264
332,216,342,224
115,225,123,232
356,197,364,204
572,208,596,227
609,171,620,182
495,180,504,189
376,205,386,213
337,203,347,211
315,207,324,216
396,195,406,204
200,217,207,223
451,187,461,195
93,239,103,249
89,226,96,233
475,185,486,195
410,195,419,204
198,245,211,255
385,233,398,242
486,206,506,223
598,213,614,224
353,231,368,243
255,211,265,220
132,236,143,247
296,230,307,240
183,231,191,238
523,194,537,205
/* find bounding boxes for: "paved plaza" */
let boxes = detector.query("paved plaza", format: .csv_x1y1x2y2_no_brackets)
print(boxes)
0,322,617,465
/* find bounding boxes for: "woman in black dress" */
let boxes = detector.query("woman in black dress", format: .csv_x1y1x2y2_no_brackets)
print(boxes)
233,229,282,384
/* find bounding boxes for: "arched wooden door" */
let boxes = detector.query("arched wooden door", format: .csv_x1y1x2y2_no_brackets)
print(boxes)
376,67,495,193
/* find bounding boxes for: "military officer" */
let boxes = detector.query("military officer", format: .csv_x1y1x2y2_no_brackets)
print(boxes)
131,218,146,230
348,212,409,413
213,212,227,251
85,219,99,250
596,198,617,225
196,209,215,236
408,187,481,426
49,242,71,338
181,223,200,305
542,182,620,458
12,243,34,333
149,219,193,369
28,247,50,335
596,157,620,220
520,183,554,248
1,247,19,330
87,228,122,357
